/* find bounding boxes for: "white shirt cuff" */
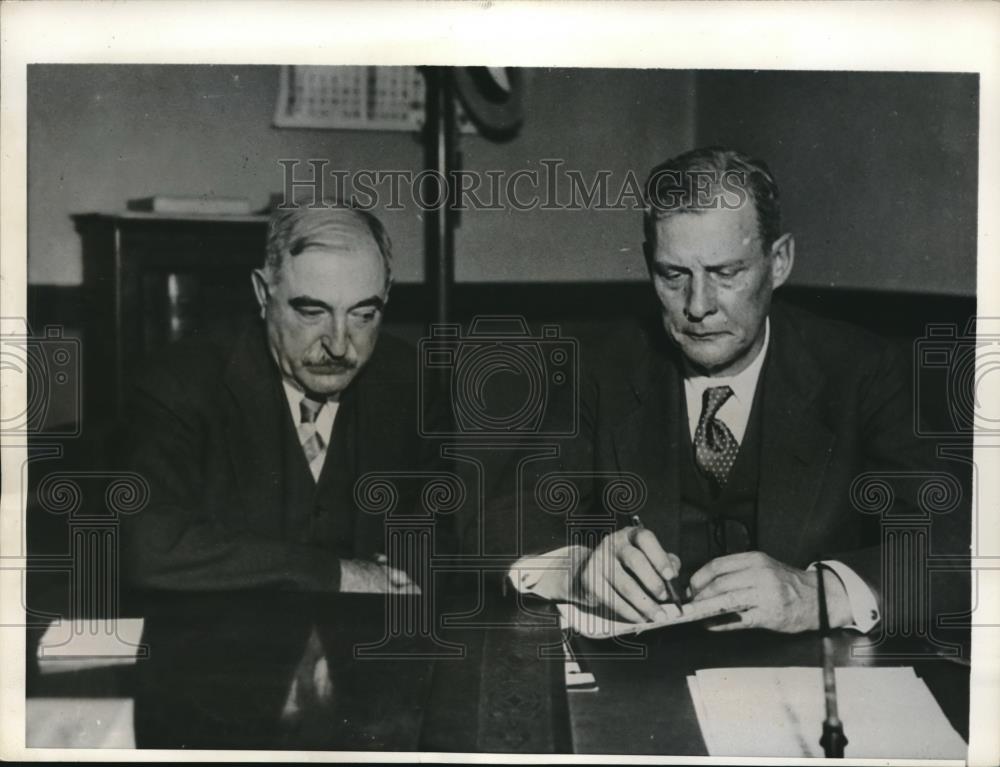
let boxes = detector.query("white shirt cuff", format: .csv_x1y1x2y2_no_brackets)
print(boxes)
810,560,880,634
507,546,587,602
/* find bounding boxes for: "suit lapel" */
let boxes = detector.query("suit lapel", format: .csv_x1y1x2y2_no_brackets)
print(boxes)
611,338,684,552
316,388,356,491
343,360,400,558
756,308,837,565
222,323,287,537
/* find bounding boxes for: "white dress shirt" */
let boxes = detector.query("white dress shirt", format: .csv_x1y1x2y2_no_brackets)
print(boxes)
683,319,771,445
510,319,881,634
281,380,339,481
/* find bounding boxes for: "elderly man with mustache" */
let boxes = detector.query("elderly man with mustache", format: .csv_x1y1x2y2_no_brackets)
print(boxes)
119,203,436,594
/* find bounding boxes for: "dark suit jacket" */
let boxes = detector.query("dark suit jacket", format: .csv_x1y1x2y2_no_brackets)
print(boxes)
507,302,967,607
119,319,446,592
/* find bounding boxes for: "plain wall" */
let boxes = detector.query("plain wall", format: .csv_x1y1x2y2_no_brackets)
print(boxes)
28,65,424,285
695,70,978,296
27,65,696,286
27,67,978,295
456,68,696,282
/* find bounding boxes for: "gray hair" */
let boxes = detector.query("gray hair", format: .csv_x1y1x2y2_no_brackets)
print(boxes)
264,201,393,287
643,146,782,252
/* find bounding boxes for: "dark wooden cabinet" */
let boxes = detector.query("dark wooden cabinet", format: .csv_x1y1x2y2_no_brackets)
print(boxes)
74,212,269,418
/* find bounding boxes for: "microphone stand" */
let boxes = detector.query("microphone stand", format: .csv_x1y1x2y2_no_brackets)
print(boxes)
816,562,848,758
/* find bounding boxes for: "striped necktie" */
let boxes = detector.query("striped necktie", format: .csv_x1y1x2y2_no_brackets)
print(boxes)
298,396,327,481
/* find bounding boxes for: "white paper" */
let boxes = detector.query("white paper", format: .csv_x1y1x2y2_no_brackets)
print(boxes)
36,617,145,672
687,666,967,759
557,600,735,639
26,698,135,748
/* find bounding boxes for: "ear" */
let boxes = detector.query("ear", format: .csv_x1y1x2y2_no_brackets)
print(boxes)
768,233,795,289
251,269,270,319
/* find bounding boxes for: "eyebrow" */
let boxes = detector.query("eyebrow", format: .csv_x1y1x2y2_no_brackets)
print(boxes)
350,296,386,311
705,260,748,271
654,258,749,272
288,295,385,312
289,296,332,311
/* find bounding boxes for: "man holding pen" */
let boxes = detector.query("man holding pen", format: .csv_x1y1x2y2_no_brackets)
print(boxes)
508,147,955,634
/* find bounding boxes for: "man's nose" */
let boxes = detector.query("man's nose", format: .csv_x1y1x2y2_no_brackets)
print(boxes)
684,274,717,321
320,316,349,358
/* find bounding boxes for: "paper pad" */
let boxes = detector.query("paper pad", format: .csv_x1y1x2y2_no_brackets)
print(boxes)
687,666,966,759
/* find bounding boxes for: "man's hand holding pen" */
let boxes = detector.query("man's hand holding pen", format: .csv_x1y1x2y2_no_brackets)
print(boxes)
573,520,684,623
572,534,857,632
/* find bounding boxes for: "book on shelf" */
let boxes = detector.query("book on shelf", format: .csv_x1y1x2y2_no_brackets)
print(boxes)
127,195,253,215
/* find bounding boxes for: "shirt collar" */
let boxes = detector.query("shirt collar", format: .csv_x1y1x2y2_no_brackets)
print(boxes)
281,379,333,418
282,380,309,406
684,318,770,406
280,378,336,405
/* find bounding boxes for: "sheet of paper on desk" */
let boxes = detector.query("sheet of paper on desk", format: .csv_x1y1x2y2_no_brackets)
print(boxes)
26,698,135,748
37,617,145,673
687,666,966,759
557,600,734,639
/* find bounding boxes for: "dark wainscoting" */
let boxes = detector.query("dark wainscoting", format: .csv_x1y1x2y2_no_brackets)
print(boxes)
27,284,87,330
28,281,977,342
28,279,977,362
380,281,976,338
27,279,976,439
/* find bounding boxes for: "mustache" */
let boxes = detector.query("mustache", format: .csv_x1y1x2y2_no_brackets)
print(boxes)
303,357,356,372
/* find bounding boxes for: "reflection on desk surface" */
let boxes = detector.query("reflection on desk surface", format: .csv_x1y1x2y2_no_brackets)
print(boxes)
26,590,969,756
26,589,569,752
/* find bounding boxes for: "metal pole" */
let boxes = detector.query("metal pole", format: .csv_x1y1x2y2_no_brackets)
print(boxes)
424,67,456,326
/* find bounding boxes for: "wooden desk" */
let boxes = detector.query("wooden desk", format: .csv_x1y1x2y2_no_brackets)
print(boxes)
567,623,970,756
26,591,969,755
27,588,570,753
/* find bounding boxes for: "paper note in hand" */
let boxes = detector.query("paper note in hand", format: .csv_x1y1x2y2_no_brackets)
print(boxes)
557,599,736,639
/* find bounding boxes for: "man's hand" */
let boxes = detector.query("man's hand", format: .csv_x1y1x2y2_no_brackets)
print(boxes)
688,551,851,633
574,527,682,623
339,558,421,594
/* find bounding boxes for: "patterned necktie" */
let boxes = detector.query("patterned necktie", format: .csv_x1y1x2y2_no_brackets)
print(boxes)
298,396,326,481
693,385,739,488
